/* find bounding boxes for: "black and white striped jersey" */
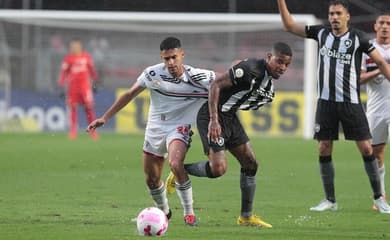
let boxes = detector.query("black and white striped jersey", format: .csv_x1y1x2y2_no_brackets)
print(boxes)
221,58,274,113
306,25,375,103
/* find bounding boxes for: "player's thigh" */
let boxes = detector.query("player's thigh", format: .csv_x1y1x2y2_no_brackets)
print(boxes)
166,124,193,166
81,89,94,107
340,102,371,141
144,126,168,158
368,114,389,145
314,100,339,140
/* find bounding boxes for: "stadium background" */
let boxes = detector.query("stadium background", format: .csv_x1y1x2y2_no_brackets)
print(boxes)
0,0,388,136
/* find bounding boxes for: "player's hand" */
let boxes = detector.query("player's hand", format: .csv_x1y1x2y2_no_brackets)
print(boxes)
86,118,105,132
208,118,222,144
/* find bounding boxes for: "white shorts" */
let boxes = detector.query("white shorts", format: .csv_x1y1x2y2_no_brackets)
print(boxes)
143,124,193,158
367,113,390,145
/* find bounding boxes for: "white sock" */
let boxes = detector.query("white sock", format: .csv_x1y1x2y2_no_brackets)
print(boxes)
176,180,194,216
379,165,386,197
149,183,170,215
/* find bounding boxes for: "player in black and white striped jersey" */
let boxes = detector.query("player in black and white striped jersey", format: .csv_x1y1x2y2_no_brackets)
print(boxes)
181,42,293,227
278,0,390,213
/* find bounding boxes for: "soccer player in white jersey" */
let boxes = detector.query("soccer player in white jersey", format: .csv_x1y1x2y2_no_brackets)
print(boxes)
361,13,390,210
278,0,390,213
87,37,215,226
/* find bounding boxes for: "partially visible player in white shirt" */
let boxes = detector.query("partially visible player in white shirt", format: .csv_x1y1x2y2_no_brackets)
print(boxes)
87,37,215,226
361,13,390,209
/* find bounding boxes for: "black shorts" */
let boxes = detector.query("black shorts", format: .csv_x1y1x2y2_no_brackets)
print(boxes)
197,102,249,154
314,99,371,141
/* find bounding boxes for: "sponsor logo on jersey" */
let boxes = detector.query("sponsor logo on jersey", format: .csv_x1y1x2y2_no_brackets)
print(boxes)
319,46,352,64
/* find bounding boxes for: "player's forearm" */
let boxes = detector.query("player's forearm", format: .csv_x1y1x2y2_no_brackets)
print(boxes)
102,84,145,122
208,81,220,120
360,69,381,84
377,62,390,82
101,93,133,121
277,0,306,37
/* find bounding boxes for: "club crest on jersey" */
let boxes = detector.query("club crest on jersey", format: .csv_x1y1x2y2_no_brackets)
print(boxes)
235,68,244,78
344,39,352,48
374,74,385,84
314,123,321,133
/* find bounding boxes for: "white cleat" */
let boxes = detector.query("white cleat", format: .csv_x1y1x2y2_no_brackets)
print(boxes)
310,199,338,211
373,196,390,214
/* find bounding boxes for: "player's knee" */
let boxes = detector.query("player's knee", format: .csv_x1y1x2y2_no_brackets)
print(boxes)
360,146,373,157
318,141,332,155
145,176,160,189
241,158,258,172
168,160,183,173
209,161,227,177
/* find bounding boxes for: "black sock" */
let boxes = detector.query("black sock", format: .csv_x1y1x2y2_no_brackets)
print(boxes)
319,156,336,203
363,155,382,199
240,168,256,217
184,161,217,178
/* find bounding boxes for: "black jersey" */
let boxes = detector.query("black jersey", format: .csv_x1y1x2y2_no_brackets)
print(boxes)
306,25,375,104
220,58,274,113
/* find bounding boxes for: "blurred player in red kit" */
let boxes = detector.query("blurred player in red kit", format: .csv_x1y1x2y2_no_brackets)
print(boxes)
58,39,99,140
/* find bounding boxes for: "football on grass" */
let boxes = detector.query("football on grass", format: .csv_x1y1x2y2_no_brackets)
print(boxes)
136,207,168,236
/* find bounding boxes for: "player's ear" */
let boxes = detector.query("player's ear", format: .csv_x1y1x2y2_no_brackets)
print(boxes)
266,52,273,62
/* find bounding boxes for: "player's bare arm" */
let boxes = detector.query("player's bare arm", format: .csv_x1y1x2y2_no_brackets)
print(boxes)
86,82,145,131
277,0,306,38
208,71,233,143
360,68,383,84
369,49,390,82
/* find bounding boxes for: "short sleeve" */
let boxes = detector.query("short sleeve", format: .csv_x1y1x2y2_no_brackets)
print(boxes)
136,70,150,87
229,59,255,87
305,24,323,40
357,31,375,54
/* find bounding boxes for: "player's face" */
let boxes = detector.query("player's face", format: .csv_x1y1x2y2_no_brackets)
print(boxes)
266,52,292,79
374,15,390,41
161,48,185,78
328,4,350,34
70,41,82,54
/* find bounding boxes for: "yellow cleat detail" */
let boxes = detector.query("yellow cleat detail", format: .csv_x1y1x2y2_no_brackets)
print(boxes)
165,171,176,194
237,215,272,228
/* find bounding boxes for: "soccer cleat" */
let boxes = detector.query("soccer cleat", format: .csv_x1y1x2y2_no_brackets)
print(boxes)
68,131,77,140
373,196,390,214
165,171,176,194
237,215,272,228
89,130,99,140
184,214,198,226
373,194,387,211
309,199,338,211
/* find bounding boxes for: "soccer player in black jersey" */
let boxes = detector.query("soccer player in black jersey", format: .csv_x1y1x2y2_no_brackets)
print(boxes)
175,42,293,227
278,0,390,213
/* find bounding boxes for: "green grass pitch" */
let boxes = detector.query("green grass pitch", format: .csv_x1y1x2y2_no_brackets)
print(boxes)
0,133,389,239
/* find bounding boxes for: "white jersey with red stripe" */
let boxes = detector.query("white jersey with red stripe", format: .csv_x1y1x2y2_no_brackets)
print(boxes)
362,40,390,117
137,63,215,126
